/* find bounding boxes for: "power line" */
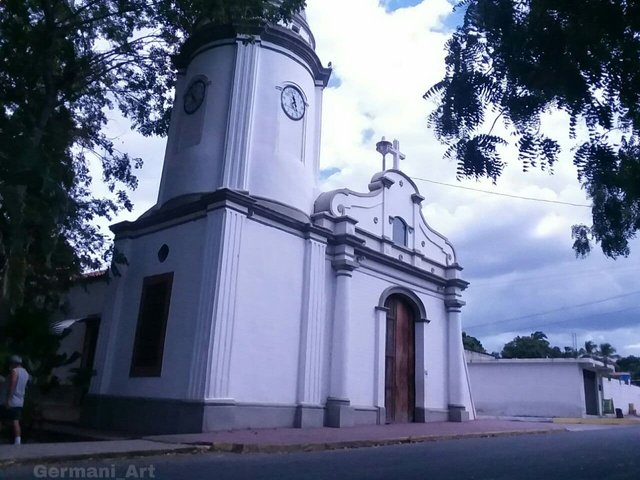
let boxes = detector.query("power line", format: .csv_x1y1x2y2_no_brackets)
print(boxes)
513,306,640,331
466,290,640,330
411,176,591,207
470,263,640,288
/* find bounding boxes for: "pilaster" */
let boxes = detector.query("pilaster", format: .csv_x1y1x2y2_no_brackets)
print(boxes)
188,209,225,399
326,220,359,427
222,37,261,190
205,209,246,400
296,236,327,427
374,306,388,423
445,263,470,422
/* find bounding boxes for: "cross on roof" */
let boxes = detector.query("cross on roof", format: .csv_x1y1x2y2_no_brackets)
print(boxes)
375,137,406,171
390,139,406,170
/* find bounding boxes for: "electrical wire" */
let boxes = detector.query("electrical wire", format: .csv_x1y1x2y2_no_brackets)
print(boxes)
411,176,591,207
465,290,640,330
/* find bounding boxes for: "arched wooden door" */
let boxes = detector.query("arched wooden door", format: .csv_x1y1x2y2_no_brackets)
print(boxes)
384,295,416,423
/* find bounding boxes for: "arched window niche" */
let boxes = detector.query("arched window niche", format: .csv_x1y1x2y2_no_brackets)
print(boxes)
392,217,408,247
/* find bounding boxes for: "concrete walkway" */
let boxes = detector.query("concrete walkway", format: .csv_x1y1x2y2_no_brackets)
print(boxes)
0,419,571,466
0,440,204,466
145,419,568,453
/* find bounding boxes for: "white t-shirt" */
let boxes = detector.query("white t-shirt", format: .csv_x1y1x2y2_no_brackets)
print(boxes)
8,367,29,408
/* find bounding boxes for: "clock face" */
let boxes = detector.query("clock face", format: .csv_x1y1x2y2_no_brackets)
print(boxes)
281,85,305,120
183,79,206,114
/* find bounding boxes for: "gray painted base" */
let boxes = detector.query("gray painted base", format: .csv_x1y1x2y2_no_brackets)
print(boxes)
448,404,470,422
421,408,450,422
295,405,325,428
325,398,355,428
82,395,204,435
83,395,466,434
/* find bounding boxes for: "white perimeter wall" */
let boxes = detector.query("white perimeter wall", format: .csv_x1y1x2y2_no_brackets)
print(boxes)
603,378,640,415
468,362,585,417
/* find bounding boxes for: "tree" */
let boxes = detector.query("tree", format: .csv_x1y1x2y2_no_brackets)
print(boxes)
0,0,306,312
580,340,599,359
501,331,554,358
426,1,640,258
597,342,620,367
617,355,640,383
462,331,487,353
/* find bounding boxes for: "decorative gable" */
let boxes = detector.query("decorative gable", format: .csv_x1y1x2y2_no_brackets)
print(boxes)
314,170,457,268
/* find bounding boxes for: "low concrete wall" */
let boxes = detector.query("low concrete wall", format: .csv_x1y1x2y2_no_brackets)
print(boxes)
603,378,640,415
468,361,585,418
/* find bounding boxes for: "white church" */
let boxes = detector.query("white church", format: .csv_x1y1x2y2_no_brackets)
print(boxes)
84,7,475,434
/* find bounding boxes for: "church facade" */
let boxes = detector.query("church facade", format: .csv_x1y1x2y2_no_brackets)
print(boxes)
85,9,475,434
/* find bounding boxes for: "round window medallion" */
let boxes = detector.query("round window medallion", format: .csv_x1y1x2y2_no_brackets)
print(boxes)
374,217,379,224
399,180,404,187
183,79,207,114
158,244,169,263
421,241,426,247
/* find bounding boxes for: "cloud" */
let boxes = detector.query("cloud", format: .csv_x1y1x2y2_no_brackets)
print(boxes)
379,0,426,13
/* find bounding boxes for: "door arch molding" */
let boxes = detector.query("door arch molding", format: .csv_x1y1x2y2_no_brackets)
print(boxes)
378,286,429,323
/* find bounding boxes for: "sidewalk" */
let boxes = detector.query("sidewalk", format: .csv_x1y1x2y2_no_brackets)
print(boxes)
0,419,569,466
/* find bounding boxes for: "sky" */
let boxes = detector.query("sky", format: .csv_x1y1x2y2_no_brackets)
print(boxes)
103,0,640,357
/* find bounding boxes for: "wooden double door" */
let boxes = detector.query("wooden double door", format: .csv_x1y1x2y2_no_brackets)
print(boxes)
385,295,416,423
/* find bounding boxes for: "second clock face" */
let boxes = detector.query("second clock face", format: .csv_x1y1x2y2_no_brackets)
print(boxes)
281,85,305,120
184,79,206,114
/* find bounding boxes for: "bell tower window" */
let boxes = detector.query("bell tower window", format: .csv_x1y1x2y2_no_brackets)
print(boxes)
392,217,408,247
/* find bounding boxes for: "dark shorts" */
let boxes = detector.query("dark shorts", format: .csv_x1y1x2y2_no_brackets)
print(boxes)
0,406,22,421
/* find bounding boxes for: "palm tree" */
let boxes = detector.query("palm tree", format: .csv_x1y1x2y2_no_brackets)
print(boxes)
581,340,599,359
598,343,620,368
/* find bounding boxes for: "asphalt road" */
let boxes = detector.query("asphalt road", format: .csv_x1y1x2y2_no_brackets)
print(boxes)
2,425,639,480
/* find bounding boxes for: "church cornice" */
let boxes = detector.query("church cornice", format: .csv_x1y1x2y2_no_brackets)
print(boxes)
110,188,467,289
173,23,332,86
352,243,451,288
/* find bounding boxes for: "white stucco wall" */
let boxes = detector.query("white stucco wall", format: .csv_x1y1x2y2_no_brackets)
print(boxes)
248,45,322,213
158,43,236,203
91,216,209,400
468,360,588,418
345,266,453,413
157,36,323,214
229,220,305,404
603,377,640,415
53,278,108,384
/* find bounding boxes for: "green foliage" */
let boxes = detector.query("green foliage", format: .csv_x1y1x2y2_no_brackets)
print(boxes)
427,0,640,257
580,341,621,367
0,2,306,428
0,0,306,311
0,308,80,394
617,355,640,382
501,333,622,361
462,331,487,353
501,331,554,358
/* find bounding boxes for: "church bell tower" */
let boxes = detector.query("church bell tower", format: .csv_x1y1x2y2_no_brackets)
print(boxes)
156,11,332,214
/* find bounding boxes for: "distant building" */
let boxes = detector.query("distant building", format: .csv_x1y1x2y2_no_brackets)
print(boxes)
465,354,639,418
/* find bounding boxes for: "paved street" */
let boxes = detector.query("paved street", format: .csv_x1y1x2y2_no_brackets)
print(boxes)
2,425,639,480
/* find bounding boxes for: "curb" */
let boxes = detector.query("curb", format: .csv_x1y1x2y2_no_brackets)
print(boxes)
553,417,640,425
208,428,565,454
0,428,566,466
